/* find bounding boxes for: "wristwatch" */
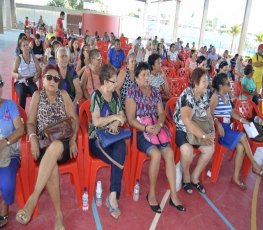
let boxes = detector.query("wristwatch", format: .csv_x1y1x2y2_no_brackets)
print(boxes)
5,138,10,146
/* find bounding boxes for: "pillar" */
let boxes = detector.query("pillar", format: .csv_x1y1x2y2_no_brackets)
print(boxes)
237,0,252,56
5,0,12,30
156,0,163,38
142,0,149,38
10,0,16,28
172,0,181,43
198,0,209,49
0,0,3,33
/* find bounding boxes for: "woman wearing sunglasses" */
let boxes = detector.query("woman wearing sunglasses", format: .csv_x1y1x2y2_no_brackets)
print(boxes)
16,64,79,230
0,75,25,228
89,64,126,219
12,37,41,109
210,73,263,191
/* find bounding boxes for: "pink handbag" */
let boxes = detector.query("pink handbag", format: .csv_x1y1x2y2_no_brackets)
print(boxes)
138,115,171,145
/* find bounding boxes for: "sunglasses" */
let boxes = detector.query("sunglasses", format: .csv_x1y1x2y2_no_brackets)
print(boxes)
107,79,117,84
45,74,60,83
0,80,4,88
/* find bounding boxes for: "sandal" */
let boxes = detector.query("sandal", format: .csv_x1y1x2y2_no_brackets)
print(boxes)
252,168,263,177
16,209,31,225
146,194,162,214
230,178,247,191
182,182,193,195
106,196,120,219
0,215,8,228
191,182,206,194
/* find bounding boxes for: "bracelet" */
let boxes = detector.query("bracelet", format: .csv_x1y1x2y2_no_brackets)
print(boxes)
144,125,148,133
213,117,218,122
29,133,38,141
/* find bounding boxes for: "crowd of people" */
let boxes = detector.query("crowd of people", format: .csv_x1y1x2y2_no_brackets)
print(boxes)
1,10,263,229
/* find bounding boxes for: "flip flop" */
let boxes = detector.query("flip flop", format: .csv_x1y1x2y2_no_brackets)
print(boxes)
105,196,120,219
16,209,31,225
230,178,247,191
0,215,8,228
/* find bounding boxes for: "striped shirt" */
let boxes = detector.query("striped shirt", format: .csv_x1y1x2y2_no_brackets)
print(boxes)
214,93,232,119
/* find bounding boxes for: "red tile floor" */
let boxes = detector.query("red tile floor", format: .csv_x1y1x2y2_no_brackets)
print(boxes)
1,30,262,230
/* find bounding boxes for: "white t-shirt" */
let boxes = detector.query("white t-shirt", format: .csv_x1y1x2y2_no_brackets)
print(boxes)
79,22,82,29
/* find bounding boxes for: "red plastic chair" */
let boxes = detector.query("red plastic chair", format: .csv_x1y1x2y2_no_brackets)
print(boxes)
161,67,177,78
79,100,131,205
234,99,263,177
119,36,128,48
27,127,84,215
167,78,189,98
15,106,29,209
164,98,206,182
177,68,192,80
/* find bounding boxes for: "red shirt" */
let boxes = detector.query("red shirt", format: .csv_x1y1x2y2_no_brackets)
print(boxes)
25,19,29,26
56,17,63,38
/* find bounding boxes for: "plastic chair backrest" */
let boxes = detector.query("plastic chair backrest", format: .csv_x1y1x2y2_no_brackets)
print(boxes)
165,97,178,124
234,99,260,120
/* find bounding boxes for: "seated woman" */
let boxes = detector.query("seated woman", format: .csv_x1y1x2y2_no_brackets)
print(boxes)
30,33,45,63
167,43,178,61
56,47,83,109
157,43,167,60
173,68,214,194
12,37,42,109
75,45,89,80
80,49,102,99
69,37,80,67
241,64,261,105
185,49,197,71
126,62,185,214
16,64,79,229
0,75,25,228
148,54,169,103
210,73,263,190
89,64,126,219
143,40,152,62
116,52,136,108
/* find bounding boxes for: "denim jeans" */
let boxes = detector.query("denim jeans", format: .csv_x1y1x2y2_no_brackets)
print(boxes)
89,138,126,199
15,82,38,109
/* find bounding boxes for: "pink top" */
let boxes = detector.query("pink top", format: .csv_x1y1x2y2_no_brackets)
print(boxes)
185,58,197,71
85,68,101,98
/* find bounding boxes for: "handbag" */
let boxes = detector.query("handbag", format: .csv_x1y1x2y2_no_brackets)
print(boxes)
186,115,214,146
137,115,171,146
252,122,263,142
95,128,131,170
39,117,73,149
0,146,11,168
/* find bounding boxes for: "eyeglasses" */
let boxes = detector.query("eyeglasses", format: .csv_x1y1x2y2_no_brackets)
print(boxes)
0,80,4,88
45,74,60,83
94,57,102,61
107,79,117,84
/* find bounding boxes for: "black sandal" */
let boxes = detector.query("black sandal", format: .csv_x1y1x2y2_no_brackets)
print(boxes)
146,194,162,213
182,182,193,195
191,182,205,193
0,215,8,228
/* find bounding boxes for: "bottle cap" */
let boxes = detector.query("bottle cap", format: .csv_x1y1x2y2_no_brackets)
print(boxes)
84,187,87,192
136,179,139,184
96,181,102,193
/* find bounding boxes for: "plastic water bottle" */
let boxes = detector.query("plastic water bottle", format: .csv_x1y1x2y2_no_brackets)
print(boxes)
95,181,102,207
82,187,89,211
133,179,140,202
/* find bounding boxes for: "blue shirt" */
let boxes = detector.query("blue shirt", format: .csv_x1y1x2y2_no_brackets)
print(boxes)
107,48,125,69
0,99,20,138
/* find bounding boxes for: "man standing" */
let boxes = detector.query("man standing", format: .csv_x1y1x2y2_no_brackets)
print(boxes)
107,39,126,72
78,21,82,36
56,11,65,43
252,44,263,92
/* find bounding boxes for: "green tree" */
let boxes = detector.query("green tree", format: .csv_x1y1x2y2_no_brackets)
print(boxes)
47,0,65,7
228,24,241,54
255,33,263,43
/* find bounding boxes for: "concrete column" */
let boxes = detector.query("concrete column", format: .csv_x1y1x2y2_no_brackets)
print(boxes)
238,0,252,56
156,0,163,37
198,0,209,49
172,0,181,43
142,0,149,38
5,0,12,30
10,0,16,28
0,0,4,33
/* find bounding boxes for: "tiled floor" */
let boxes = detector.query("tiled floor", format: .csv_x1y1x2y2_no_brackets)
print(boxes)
0,30,262,230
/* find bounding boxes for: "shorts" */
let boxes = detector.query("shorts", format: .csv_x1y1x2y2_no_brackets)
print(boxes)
137,131,170,154
175,130,200,148
37,140,70,164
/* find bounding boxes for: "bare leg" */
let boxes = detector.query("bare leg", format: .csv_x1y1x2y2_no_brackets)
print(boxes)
21,141,64,217
147,147,161,205
180,143,194,182
161,147,182,205
46,164,64,230
191,145,214,183
0,201,8,217
240,134,262,172
233,143,245,184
